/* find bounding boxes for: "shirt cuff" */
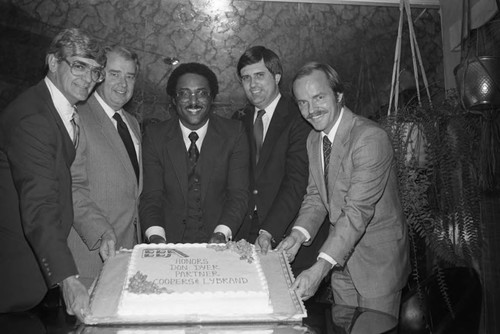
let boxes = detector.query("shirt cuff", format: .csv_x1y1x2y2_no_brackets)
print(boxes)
214,225,232,241
145,226,166,241
318,252,337,268
292,226,311,243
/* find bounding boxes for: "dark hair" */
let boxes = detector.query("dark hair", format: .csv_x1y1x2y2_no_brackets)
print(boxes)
105,45,140,74
237,46,283,78
292,61,345,105
166,62,219,99
46,28,106,67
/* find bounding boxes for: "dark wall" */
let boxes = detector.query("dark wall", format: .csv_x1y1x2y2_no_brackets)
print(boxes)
0,0,443,122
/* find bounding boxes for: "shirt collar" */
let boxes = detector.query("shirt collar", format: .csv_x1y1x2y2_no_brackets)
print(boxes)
179,119,209,147
322,107,344,143
44,76,75,122
254,92,281,120
95,92,122,119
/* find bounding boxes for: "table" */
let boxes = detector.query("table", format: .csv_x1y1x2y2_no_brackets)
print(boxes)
0,299,398,334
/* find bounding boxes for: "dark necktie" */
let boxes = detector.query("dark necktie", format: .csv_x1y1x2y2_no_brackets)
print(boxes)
113,112,139,183
188,131,199,167
70,110,80,148
254,109,265,162
323,136,332,185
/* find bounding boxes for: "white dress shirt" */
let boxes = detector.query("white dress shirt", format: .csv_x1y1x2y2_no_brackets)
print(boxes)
44,77,76,142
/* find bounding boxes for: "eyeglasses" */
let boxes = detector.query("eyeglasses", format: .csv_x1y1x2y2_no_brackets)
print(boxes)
175,89,211,101
62,58,105,83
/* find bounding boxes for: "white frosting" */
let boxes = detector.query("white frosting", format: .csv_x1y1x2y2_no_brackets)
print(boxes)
117,243,273,317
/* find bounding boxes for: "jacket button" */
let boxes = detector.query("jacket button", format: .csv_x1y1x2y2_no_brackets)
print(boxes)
253,189,258,195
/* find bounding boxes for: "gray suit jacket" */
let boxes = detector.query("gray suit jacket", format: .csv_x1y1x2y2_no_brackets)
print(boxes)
68,94,142,285
295,108,410,298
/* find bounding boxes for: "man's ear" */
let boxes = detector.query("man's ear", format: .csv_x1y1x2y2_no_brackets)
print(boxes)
47,54,59,73
336,93,344,104
274,73,282,86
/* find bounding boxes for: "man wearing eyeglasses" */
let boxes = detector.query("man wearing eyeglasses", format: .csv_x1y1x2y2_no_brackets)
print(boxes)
140,62,249,245
67,45,142,289
0,28,106,321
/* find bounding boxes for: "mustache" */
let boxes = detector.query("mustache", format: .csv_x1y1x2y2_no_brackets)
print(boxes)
185,104,203,109
306,109,328,119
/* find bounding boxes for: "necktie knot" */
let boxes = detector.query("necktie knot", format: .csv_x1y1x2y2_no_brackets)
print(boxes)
113,112,125,126
189,131,199,143
323,135,332,149
256,109,266,119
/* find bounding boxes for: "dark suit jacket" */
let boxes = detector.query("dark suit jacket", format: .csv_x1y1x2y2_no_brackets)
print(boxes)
296,108,410,298
0,80,78,312
233,95,326,274
139,114,249,243
234,95,311,240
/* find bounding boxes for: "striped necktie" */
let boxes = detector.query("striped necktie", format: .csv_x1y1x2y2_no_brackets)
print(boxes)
323,135,332,185
70,110,80,148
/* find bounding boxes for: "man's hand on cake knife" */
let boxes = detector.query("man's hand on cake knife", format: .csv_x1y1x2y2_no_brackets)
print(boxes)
275,229,306,262
209,232,226,244
60,275,90,323
99,229,117,261
290,258,331,300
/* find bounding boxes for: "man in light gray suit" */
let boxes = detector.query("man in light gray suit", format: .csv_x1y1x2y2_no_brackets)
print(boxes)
68,45,142,288
278,62,410,318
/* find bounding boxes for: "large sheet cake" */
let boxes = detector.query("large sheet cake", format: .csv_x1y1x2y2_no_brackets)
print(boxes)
85,243,307,325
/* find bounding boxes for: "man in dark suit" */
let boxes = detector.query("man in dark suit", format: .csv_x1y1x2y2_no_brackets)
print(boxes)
68,45,142,288
140,62,249,244
0,28,106,321
233,46,327,275
278,62,410,318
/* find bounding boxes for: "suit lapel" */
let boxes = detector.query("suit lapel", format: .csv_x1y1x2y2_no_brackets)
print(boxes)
87,96,138,184
256,97,288,177
123,111,142,191
310,132,328,201
241,107,258,168
166,122,189,203
37,81,75,166
198,118,218,203
326,110,354,196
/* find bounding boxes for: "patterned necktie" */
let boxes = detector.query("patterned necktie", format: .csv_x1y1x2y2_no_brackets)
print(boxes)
323,136,332,185
113,112,140,183
188,131,200,167
70,110,80,148
254,109,266,163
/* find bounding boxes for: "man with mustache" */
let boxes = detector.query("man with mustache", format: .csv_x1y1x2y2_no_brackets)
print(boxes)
0,28,106,321
278,62,410,318
233,46,328,276
68,45,142,288
140,62,249,244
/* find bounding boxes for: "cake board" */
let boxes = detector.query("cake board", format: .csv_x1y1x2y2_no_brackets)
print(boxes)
85,248,307,325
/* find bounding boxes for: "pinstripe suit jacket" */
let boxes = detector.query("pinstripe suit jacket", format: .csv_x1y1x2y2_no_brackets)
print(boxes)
67,94,142,286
